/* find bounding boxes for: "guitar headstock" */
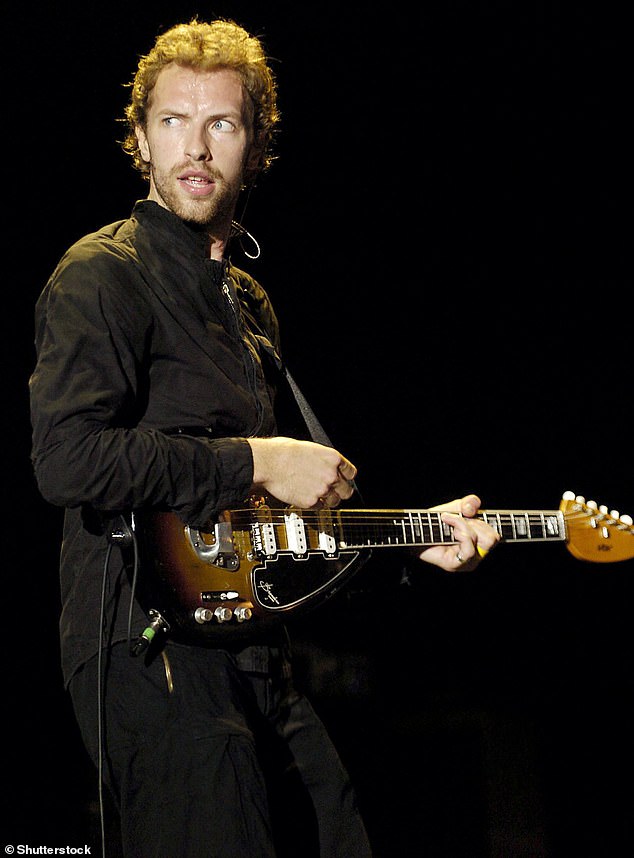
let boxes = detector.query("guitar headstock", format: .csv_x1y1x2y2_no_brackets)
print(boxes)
560,491,634,563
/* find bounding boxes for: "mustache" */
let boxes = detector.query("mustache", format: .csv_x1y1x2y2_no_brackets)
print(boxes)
176,163,224,180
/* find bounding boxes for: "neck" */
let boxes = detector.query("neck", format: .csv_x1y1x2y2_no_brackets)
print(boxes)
206,231,229,260
144,183,235,260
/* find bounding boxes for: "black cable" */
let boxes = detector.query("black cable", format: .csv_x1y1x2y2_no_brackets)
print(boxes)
97,542,113,858
125,512,139,651
97,512,139,858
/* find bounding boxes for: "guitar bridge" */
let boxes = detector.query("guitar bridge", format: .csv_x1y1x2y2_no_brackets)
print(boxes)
185,522,239,570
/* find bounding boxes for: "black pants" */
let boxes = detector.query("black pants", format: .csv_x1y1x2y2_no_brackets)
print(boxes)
69,639,372,858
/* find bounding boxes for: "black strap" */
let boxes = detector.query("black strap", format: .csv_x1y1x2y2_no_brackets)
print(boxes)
282,365,362,502
283,366,334,448
252,332,335,447
251,331,361,498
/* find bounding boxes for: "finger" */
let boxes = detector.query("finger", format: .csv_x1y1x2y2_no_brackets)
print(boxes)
334,453,354,476
336,478,355,500
476,532,502,556
453,543,478,568
460,494,481,518
320,489,342,509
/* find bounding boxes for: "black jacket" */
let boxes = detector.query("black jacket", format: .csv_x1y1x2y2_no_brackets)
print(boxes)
29,201,283,684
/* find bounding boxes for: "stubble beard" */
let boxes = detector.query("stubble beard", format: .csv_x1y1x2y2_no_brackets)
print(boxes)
149,163,242,229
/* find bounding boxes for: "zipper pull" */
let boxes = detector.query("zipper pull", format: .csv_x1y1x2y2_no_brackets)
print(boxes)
221,279,235,308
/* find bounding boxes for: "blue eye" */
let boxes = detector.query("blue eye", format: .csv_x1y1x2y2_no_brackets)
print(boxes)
212,119,234,133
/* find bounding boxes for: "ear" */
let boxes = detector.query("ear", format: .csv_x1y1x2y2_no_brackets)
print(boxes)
246,136,264,172
135,125,151,163
242,144,263,187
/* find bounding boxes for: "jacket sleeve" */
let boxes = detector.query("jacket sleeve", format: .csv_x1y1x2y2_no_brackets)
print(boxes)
29,245,254,526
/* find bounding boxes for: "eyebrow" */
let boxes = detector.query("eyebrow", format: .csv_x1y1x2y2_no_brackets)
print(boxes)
154,106,245,122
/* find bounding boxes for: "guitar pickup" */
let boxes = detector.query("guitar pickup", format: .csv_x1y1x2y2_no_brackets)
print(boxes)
316,509,337,555
284,511,308,555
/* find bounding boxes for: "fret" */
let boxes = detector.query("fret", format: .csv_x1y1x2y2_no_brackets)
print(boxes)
402,512,450,546
409,512,426,544
480,511,565,542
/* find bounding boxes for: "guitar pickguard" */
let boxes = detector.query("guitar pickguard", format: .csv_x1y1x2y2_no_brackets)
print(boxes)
136,508,371,643
249,550,362,611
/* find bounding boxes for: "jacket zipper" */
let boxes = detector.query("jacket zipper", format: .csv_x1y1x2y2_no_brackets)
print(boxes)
221,277,265,434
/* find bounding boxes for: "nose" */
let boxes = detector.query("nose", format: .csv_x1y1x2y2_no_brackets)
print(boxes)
185,125,211,161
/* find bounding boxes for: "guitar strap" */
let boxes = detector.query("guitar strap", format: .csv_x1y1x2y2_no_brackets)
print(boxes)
252,333,362,500
283,364,363,501
282,366,332,448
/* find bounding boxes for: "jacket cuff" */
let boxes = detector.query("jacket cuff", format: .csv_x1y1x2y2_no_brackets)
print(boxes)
203,436,254,513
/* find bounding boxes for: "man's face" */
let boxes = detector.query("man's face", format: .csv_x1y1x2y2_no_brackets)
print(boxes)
135,64,258,228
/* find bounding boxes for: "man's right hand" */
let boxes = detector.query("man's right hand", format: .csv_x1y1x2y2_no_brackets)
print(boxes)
247,436,357,509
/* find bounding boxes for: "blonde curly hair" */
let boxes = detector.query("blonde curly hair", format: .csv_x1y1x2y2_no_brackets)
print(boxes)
122,18,280,185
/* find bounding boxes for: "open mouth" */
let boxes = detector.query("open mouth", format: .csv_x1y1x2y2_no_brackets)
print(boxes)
178,173,216,196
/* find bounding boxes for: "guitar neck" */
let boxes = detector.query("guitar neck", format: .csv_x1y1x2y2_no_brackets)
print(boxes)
327,508,567,550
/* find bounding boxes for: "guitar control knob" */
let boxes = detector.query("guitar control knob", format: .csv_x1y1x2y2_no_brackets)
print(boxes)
194,607,214,624
214,606,233,623
234,606,253,623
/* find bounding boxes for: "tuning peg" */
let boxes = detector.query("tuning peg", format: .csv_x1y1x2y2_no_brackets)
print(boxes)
610,510,620,520
576,495,586,504
599,505,608,514
562,491,575,501
586,500,598,509
620,514,633,526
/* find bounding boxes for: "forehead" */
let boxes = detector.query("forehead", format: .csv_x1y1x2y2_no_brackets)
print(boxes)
149,64,250,116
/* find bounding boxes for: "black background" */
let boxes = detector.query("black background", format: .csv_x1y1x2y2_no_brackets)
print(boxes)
4,2,632,856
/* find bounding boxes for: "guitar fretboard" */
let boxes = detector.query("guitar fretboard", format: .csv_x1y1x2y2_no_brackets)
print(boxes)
331,509,567,549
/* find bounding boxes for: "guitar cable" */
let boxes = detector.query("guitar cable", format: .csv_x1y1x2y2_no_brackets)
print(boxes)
106,511,168,655
96,540,113,858
96,512,143,858
122,512,171,656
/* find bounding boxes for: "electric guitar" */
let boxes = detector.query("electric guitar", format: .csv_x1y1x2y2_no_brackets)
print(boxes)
136,491,634,643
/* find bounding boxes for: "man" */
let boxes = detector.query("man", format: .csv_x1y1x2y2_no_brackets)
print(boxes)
29,18,500,857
